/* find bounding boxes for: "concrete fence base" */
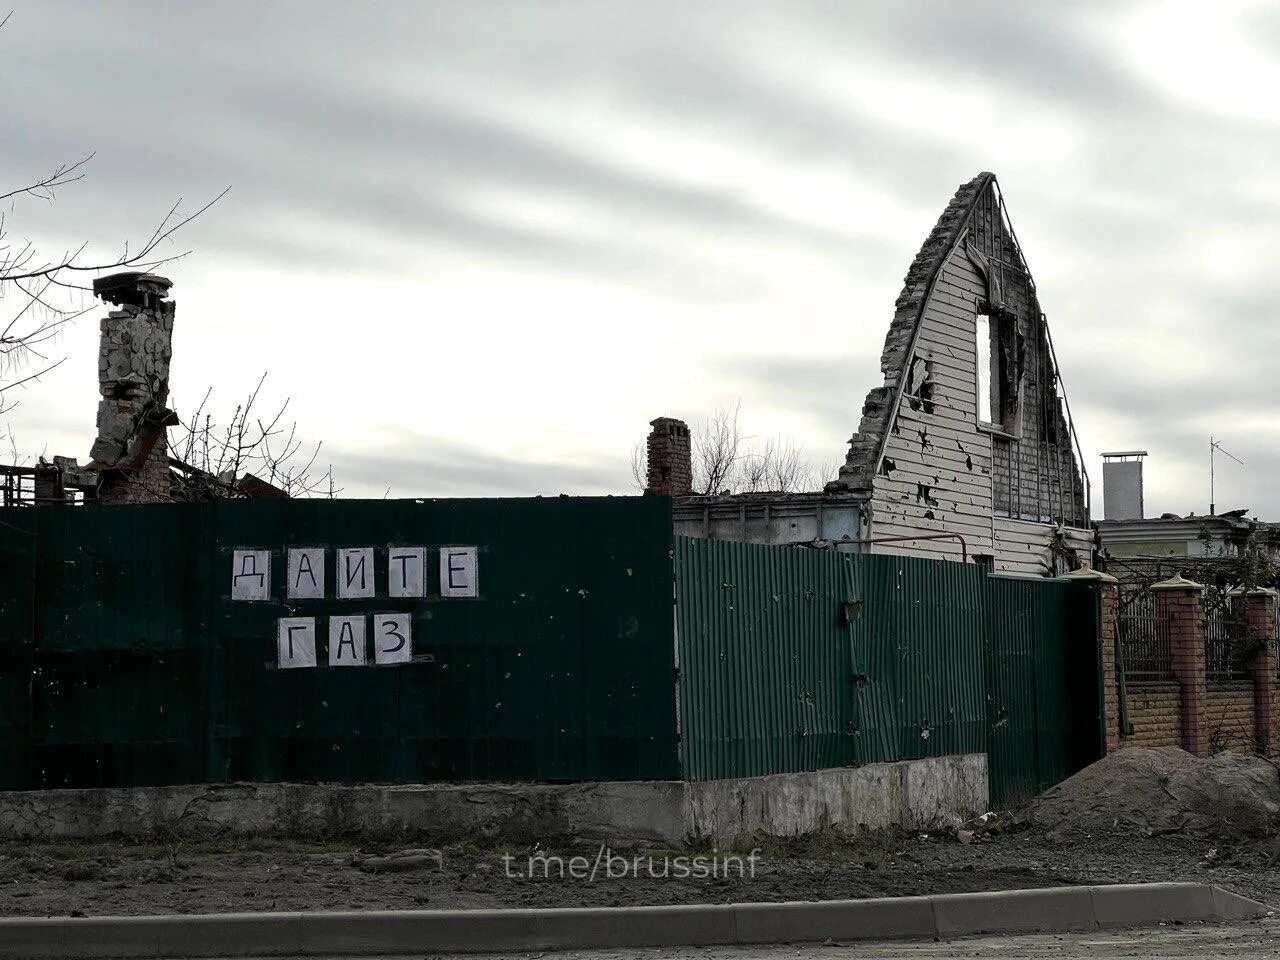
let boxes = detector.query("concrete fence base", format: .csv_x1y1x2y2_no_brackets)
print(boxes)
0,883,1265,958
0,754,987,846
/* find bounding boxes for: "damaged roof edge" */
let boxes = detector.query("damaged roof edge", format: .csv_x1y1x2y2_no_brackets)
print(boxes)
828,172,995,494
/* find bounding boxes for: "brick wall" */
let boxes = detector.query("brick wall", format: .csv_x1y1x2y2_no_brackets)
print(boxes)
1099,580,1120,751
1124,681,1181,749
1120,583,1277,758
1205,682,1257,754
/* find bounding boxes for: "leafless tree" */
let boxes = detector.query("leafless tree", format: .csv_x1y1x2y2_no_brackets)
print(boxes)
694,403,833,495
170,373,339,499
630,440,647,493
736,437,811,494
0,13,225,433
694,402,743,495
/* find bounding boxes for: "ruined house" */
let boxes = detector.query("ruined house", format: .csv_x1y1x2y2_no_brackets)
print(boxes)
86,271,180,504
646,172,1094,576
0,271,286,506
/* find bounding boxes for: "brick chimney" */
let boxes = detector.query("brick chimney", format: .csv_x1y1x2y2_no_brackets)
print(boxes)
89,272,177,503
645,417,692,496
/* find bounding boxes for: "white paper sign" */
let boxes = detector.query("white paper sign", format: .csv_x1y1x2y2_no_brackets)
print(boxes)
329,615,367,666
439,546,478,598
277,617,316,669
388,547,425,598
373,613,412,665
287,547,325,599
337,547,375,599
231,550,271,601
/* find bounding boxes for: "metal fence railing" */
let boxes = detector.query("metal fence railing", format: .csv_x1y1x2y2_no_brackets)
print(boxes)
1117,590,1172,679
1205,588,1249,681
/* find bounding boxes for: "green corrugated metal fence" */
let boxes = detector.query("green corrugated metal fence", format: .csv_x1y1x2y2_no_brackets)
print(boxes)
0,510,35,790
675,541,988,781
0,496,679,789
0,506,1102,794
850,554,987,765
984,575,1104,807
673,538,854,780
676,538,1102,799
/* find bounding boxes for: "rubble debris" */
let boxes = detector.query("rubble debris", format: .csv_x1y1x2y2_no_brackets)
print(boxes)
1031,746,1280,841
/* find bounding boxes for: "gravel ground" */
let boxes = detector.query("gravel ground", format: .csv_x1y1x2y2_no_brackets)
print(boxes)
0,825,1278,918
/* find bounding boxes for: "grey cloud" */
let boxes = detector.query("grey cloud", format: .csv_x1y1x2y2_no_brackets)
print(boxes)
715,355,866,443
2,52,896,299
324,436,628,499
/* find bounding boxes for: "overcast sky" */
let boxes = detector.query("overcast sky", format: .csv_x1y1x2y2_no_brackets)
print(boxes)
3,1,1278,515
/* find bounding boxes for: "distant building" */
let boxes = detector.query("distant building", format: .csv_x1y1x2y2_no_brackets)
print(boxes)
1100,511,1280,561
1096,452,1280,590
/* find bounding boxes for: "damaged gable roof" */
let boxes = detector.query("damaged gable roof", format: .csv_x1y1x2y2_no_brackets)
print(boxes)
828,172,1026,493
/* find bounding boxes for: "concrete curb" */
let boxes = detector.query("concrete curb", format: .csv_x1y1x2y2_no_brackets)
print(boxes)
0,883,1267,957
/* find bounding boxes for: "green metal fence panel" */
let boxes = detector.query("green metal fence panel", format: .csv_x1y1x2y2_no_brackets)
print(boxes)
986,576,1044,806
0,510,35,789
32,505,205,788
208,496,678,784
851,554,988,764
1064,581,1106,774
1,496,677,789
984,574,1101,808
674,537,854,780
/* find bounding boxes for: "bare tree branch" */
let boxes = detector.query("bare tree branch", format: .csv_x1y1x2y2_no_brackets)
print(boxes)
0,12,227,445
693,401,742,496
685,402,823,496
630,440,646,493
168,373,340,499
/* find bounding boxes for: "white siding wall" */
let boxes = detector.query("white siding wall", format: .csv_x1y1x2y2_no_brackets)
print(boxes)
868,243,1090,574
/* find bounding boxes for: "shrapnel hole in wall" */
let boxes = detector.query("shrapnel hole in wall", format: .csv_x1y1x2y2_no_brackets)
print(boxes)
915,483,939,507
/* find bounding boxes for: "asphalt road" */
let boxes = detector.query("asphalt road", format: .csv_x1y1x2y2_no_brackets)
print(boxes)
234,920,1280,960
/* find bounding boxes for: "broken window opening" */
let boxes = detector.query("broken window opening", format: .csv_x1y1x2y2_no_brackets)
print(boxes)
976,309,1022,434
975,313,994,425
905,356,936,415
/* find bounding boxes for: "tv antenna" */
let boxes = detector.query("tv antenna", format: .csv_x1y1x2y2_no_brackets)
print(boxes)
1209,435,1243,516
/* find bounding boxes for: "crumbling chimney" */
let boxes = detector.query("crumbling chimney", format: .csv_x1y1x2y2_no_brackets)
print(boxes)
1102,451,1146,521
89,272,178,504
645,417,692,497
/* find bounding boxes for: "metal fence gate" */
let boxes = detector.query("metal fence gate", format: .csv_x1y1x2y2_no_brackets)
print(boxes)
984,575,1104,808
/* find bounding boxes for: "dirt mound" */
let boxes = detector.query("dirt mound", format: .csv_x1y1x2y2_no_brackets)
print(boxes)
1031,746,1280,840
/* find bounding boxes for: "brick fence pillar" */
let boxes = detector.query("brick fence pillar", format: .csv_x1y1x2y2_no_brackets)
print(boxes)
1242,589,1278,757
1063,567,1121,753
1152,575,1208,757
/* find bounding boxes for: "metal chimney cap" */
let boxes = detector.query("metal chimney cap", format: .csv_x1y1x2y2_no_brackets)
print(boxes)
92,272,173,307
